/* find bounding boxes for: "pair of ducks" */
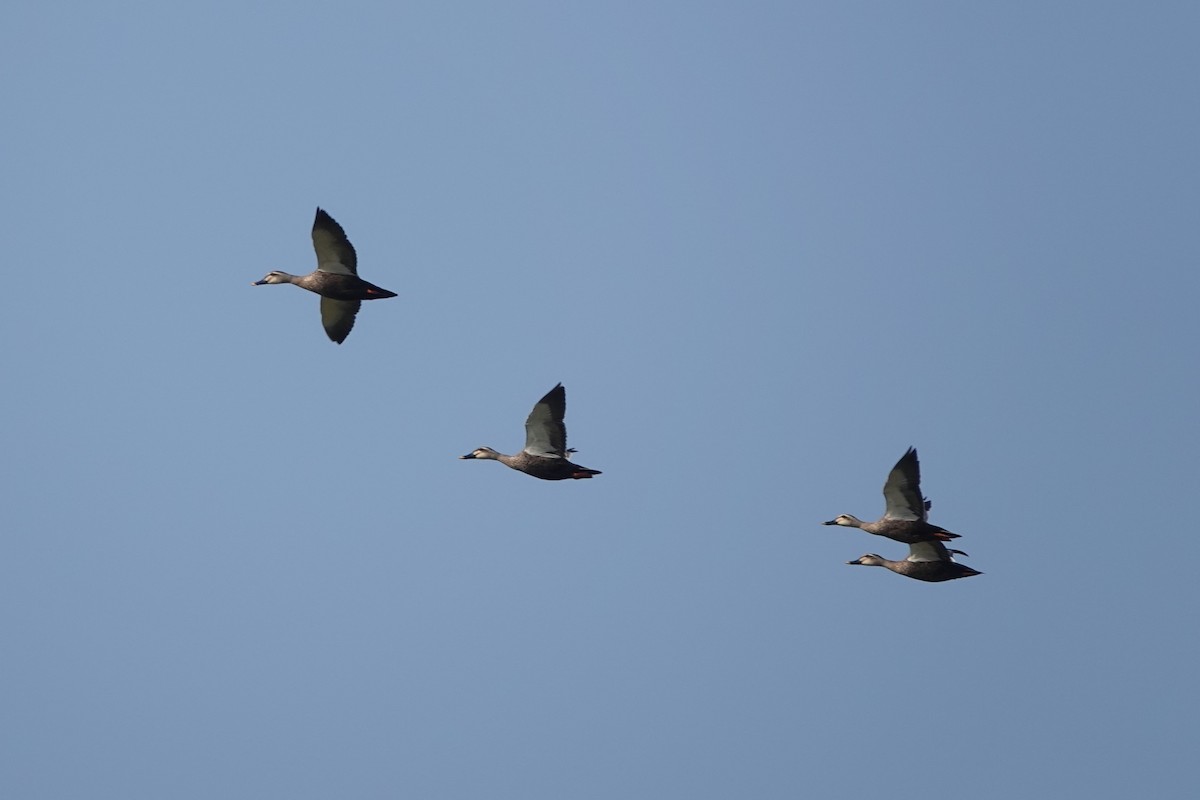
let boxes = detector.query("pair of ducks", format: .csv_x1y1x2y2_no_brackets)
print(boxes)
253,209,601,480
255,211,979,582
825,448,982,582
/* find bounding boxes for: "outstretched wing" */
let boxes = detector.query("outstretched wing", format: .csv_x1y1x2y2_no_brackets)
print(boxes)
523,383,568,458
320,297,360,344
882,447,926,521
907,539,954,563
312,208,358,276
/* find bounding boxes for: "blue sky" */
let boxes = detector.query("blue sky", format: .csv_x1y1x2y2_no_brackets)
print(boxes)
3,2,1197,798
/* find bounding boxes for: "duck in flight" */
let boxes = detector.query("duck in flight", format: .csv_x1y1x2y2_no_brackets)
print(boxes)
460,383,602,481
253,208,396,343
823,447,961,544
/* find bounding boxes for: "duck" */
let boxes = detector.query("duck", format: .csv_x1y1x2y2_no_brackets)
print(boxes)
847,540,982,583
823,447,960,543
253,208,397,343
460,383,602,480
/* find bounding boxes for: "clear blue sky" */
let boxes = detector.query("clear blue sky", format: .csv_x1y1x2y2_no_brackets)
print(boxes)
3,2,1197,798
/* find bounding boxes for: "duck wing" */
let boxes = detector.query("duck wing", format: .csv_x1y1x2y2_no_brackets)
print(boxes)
907,539,955,563
312,208,358,276
320,297,360,344
523,383,568,458
882,447,927,521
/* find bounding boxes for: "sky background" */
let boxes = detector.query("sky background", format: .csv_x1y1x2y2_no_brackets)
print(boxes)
3,2,1198,798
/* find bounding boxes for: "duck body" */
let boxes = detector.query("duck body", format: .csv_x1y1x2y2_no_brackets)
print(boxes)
847,540,982,583
460,383,601,481
825,514,958,544
847,554,982,582
268,269,397,302
461,446,601,481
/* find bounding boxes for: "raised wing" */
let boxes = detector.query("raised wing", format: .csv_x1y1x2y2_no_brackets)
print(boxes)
320,297,360,344
312,208,358,276
523,383,568,458
881,447,926,521
907,539,954,563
